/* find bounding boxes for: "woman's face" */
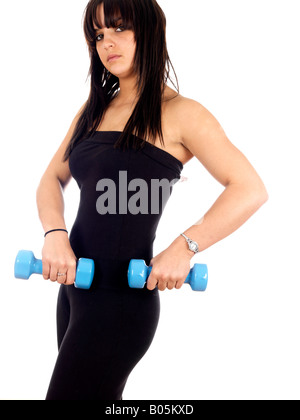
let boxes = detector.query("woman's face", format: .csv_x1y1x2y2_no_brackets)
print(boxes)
94,4,136,79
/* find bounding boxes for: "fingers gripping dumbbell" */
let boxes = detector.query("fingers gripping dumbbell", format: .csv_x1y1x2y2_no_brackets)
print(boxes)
128,259,208,291
14,250,95,290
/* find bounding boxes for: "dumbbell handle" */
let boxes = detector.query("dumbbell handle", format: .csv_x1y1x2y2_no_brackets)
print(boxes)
29,259,43,276
145,266,194,286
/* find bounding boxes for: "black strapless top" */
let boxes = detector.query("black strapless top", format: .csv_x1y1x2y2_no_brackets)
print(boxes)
68,131,183,289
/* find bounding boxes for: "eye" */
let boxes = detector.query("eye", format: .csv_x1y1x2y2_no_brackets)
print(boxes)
116,25,125,32
95,25,126,42
95,34,103,42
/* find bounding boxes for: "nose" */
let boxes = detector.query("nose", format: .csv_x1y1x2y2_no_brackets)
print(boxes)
103,33,116,50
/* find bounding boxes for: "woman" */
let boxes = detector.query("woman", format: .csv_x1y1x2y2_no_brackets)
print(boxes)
37,0,268,400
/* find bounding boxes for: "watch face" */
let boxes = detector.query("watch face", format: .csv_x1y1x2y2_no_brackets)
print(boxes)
189,241,198,253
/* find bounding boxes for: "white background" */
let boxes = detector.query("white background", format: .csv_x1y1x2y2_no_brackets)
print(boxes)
0,0,299,400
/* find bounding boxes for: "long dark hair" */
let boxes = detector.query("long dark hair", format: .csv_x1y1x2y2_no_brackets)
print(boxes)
63,0,179,161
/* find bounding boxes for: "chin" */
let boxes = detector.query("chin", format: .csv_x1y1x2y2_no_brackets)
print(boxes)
109,67,135,79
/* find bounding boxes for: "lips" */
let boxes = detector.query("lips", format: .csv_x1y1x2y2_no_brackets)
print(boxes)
107,55,121,62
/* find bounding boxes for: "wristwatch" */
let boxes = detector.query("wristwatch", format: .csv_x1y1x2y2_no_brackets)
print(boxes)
180,233,199,254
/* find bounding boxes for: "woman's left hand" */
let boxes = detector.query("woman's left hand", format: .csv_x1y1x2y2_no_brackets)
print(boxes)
147,241,194,291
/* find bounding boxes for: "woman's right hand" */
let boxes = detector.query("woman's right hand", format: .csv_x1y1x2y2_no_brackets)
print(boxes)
42,232,77,286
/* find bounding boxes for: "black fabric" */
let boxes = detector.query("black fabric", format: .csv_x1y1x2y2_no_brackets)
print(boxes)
45,131,183,400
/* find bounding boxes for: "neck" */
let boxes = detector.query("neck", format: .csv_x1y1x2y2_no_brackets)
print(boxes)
114,75,139,106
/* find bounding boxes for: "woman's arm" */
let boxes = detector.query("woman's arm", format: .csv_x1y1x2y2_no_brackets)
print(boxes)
147,99,268,291
36,104,85,285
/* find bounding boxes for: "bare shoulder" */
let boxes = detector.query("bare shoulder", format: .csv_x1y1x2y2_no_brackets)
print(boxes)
41,102,87,187
160,88,227,163
172,95,220,132
168,94,228,150
169,94,206,114
163,91,267,193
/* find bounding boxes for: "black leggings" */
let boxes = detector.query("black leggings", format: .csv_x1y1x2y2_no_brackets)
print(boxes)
46,283,160,400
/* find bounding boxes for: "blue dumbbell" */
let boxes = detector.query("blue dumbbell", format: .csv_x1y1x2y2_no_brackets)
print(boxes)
128,259,208,291
14,250,95,290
